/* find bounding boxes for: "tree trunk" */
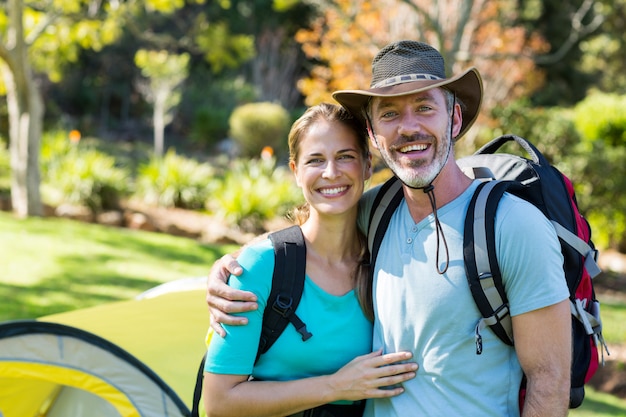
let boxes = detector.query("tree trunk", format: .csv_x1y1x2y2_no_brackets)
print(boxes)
153,88,167,158
1,63,44,218
1,0,44,218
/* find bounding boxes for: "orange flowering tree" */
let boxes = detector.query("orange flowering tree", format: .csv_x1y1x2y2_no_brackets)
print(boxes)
295,0,550,142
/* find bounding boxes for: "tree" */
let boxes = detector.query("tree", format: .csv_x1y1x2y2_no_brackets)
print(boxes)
0,0,44,217
295,0,606,143
0,0,123,217
297,0,547,121
135,49,189,157
0,0,251,217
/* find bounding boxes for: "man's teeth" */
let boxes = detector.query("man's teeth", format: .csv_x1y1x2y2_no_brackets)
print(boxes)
320,186,348,195
399,144,428,153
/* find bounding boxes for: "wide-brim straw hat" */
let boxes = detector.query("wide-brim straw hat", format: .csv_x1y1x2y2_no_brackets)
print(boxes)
333,40,483,140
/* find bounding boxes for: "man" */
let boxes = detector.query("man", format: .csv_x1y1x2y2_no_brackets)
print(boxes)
206,40,571,416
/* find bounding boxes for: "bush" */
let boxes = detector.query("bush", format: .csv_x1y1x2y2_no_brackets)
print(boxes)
229,102,291,158
569,93,626,250
190,106,230,148
574,92,626,148
483,99,581,164
41,131,130,212
207,157,303,233
484,96,626,251
135,149,214,209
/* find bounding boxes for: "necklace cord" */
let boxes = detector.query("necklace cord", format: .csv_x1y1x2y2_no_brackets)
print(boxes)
423,185,450,274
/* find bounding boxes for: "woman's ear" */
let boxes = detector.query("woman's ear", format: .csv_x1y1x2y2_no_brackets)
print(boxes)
289,160,302,187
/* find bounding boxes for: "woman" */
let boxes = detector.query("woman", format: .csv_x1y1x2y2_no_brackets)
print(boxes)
203,103,417,417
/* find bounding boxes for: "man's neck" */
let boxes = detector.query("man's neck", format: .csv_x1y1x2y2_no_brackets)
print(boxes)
402,162,473,223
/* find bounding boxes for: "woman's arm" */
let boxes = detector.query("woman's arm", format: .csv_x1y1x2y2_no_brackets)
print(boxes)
203,350,418,417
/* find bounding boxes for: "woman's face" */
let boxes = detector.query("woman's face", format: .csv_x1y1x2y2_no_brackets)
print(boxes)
291,119,371,218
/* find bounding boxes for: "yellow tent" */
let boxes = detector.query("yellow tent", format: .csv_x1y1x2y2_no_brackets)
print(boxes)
0,281,209,417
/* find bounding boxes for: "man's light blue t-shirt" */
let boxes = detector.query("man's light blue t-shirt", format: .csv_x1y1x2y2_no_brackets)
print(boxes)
358,180,569,417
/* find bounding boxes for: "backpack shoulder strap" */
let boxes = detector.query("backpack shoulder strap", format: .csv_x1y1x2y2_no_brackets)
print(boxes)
257,225,311,363
464,180,520,354
367,176,404,267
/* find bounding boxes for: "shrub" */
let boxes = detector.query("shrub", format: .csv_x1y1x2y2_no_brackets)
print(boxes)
207,157,303,233
483,99,581,164
135,149,214,209
574,92,626,148
485,96,626,251
41,131,130,212
190,106,230,148
229,102,290,158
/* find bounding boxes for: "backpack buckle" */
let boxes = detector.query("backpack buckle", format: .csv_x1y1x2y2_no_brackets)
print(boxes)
273,295,293,317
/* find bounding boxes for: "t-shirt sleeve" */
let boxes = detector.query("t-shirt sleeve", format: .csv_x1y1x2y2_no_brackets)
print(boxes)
204,239,275,375
495,195,570,317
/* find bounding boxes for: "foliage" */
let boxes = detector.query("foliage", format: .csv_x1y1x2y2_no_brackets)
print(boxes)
40,131,130,213
183,72,257,148
135,149,214,209
135,49,190,156
483,99,581,164
295,0,548,116
207,157,303,232
228,102,291,157
573,92,626,148
569,92,626,250
481,95,626,251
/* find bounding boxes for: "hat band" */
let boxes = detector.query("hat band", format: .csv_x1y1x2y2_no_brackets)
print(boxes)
372,73,443,88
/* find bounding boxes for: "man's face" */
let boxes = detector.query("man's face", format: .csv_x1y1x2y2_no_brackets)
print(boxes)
368,88,456,189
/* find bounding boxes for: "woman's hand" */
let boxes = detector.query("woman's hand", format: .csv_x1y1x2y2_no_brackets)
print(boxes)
326,349,418,402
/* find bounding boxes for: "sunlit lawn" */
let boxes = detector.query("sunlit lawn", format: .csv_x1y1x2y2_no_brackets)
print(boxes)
0,210,236,320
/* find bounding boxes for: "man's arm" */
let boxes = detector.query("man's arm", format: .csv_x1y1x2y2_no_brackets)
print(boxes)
206,253,258,336
513,299,571,417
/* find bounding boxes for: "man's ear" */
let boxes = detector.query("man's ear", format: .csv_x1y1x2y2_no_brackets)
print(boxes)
452,101,463,139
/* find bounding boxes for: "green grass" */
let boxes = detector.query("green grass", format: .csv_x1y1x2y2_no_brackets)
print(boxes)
571,387,626,416
0,211,236,321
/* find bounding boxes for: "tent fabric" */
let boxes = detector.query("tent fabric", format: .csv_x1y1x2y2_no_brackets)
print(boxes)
0,286,209,417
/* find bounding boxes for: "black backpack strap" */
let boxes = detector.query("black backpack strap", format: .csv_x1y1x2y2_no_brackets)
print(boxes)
464,180,522,354
367,176,404,267
257,225,311,363
190,352,206,417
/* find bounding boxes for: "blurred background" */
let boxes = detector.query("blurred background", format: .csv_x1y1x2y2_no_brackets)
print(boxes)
0,1,625,414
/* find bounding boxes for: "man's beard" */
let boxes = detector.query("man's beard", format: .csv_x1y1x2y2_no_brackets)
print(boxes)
378,132,452,189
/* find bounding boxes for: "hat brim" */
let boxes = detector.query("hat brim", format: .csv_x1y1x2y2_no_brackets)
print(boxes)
332,67,483,140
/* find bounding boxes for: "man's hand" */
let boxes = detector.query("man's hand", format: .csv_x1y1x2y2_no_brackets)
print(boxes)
206,254,259,337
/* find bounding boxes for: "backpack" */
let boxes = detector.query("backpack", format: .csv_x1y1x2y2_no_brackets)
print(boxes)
191,225,312,417
367,134,607,409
